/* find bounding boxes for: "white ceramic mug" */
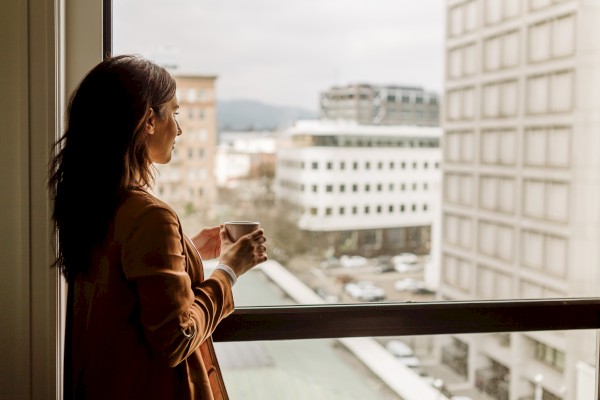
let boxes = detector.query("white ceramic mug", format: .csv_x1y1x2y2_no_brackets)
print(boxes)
224,221,260,242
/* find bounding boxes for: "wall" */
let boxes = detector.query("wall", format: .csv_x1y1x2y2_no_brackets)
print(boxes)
0,0,102,398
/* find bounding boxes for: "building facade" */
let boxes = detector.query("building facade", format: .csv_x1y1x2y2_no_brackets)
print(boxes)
153,75,218,219
320,84,440,127
275,120,442,257
441,0,600,399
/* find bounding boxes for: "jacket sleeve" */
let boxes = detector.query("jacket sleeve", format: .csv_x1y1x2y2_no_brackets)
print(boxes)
121,203,235,367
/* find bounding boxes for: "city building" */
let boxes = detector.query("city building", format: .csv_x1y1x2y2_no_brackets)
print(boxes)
275,120,442,257
152,75,218,217
215,131,278,189
441,0,600,399
319,83,440,126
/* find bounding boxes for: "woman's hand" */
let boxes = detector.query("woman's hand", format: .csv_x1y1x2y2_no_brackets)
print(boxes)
190,226,221,260
219,226,267,278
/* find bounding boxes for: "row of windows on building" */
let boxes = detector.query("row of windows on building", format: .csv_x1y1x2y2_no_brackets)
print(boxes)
180,87,211,103
181,107,206,120
445,126,570,168
444,213,568,278
156,185,205,198
444,173,569,223
326,110,438,123
279,159,440,171
446,68,574,121
172,147,206,161
279,180,433,193
308,203,430,217
442,253,566,299
323,90,438,105
448,0,568,38
293,135,440,148
448,13,575,79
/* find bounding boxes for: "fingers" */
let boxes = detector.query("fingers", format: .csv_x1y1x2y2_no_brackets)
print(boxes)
249,228,265,240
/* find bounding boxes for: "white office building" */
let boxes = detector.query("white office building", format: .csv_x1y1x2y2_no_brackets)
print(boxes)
275,120,442,257
441,0,600,399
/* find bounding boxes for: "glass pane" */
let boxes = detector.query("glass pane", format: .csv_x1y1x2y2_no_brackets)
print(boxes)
112,1,600,398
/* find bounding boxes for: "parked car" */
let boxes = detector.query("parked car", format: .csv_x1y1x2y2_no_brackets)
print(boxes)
392,252,421,272
394,261,422,273
340,255,369,268
392,252,418,265
344,281,386,301
398,356,421,368
373,256,395,273
314,287,339,303
385,340,420,368
394,278,426,291
385,340,414,357
393,278,436,295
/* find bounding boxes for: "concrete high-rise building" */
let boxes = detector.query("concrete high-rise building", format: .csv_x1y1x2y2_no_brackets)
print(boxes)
441,0,600,399
320,84,440,127
153,75,218,219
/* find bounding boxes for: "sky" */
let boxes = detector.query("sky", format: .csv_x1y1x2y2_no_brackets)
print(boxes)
113,0,445,112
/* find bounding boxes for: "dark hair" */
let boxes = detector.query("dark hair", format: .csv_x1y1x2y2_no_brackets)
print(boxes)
49,55,176,281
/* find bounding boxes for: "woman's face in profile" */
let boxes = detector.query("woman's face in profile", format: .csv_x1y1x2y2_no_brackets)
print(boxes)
147,95,182,164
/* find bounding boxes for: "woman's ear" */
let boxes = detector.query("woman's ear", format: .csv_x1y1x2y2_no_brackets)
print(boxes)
146,108,156,135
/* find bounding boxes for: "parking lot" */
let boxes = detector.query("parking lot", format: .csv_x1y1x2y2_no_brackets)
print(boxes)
285,253,436,304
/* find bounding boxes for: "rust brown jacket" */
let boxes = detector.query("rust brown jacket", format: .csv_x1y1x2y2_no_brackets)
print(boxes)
64,189,233,399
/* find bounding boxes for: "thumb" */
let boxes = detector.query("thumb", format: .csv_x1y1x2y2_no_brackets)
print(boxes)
219,225,233,245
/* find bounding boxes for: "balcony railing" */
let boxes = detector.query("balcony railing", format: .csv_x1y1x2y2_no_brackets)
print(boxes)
213,298,600,341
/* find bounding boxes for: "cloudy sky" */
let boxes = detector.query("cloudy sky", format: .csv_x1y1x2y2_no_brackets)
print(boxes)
113,0,445,112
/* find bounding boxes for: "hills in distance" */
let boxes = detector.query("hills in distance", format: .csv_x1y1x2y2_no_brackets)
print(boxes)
217,99,317,132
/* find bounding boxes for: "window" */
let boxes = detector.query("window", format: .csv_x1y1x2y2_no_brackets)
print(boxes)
527,70,574,114
529,14,575,62
524,126,571,167
110,2,599,400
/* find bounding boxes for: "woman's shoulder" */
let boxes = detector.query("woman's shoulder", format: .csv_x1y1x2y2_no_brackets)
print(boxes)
116,188,179,226
123,187,170,208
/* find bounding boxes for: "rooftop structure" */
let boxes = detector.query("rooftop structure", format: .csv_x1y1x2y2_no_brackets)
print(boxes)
320,84,439,127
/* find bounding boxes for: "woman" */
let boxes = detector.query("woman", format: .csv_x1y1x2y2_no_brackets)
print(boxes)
49,55,267,399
